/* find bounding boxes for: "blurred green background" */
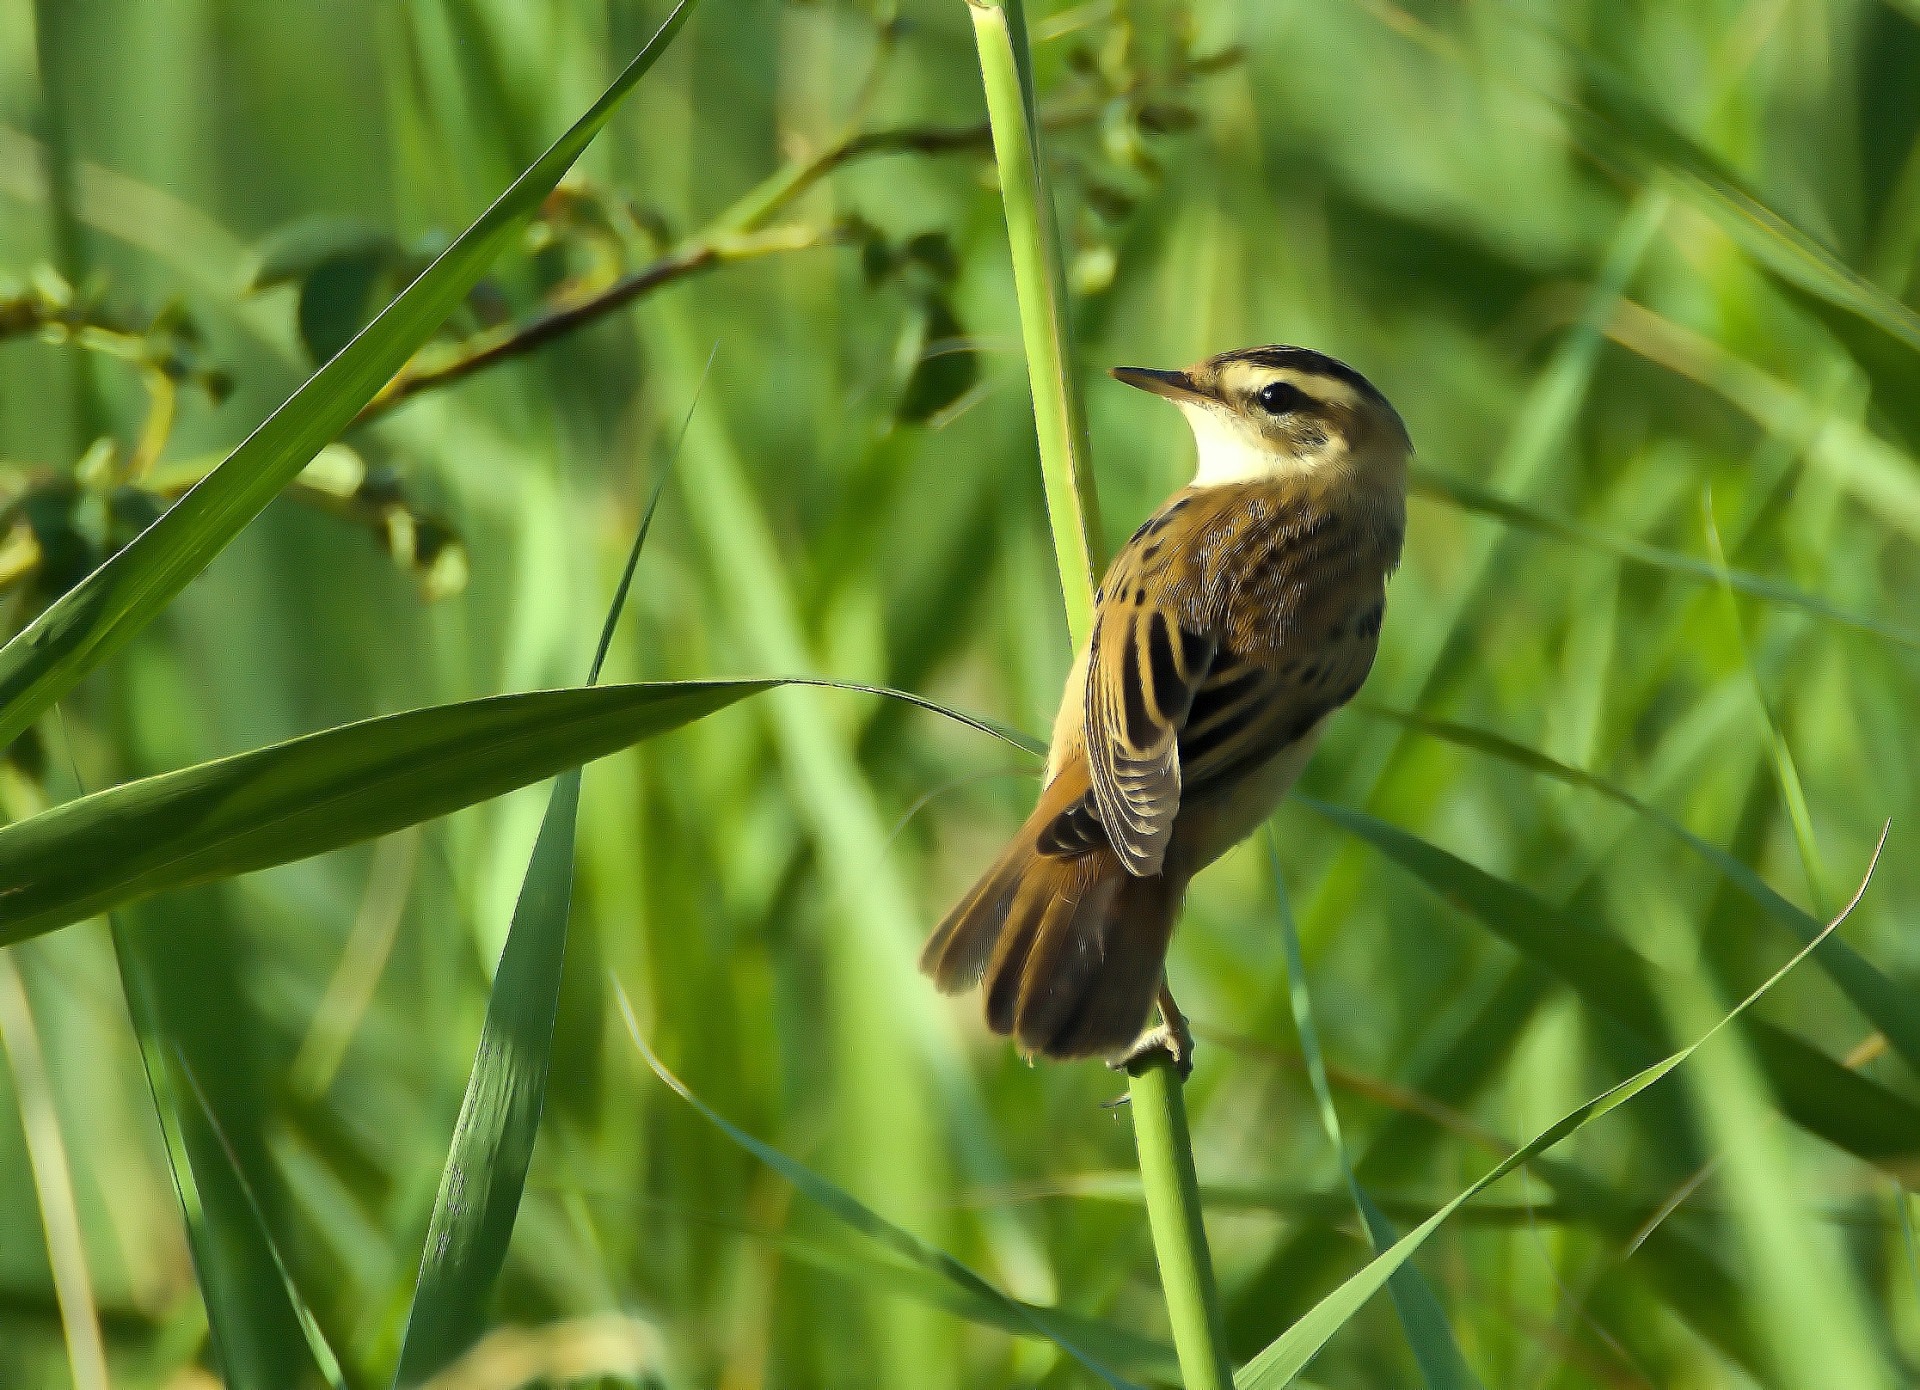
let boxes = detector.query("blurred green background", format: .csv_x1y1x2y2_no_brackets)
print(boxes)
4,0,1920,1386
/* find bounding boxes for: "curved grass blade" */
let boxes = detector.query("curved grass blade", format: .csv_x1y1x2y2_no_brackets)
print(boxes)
0,681,769,943
613,983,1145,1390
1358,704,1920,1075
1236,828,1888,1389
0,0,699,754
1409,466,1920,651
1267,843,1479,1390
1302,798,1920,1175
65,717,350,1390
110,914,312,1389
770,1234,1180,1383
394,363,703,1381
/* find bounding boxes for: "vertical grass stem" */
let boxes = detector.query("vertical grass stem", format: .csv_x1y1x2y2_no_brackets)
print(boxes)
967,6,1230,1386
969,0,1104,631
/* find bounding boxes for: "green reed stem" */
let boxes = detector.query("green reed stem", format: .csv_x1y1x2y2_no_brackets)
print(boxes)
968,0,1103,639
967,5,1231,1386
1129,1059,1234,1390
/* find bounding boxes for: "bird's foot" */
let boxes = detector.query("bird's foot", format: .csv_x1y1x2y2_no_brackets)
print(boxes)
1109,1015,1195,1083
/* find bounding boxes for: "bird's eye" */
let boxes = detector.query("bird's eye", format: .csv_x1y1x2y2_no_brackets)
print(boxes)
1256,380,1309,415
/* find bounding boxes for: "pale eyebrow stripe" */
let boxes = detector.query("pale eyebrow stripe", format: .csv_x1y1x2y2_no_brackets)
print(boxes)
1274,368,1362,410
1220,361,1363,412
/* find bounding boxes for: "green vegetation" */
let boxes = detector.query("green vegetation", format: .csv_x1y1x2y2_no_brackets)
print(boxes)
2,1,1919,1387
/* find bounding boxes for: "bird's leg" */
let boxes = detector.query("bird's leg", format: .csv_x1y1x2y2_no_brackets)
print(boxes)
1112,983,1195,1082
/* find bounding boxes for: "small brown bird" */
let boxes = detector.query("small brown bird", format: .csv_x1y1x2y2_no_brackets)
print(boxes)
920,345,1411,1074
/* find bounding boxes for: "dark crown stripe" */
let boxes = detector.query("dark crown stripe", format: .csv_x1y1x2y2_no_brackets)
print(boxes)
1218,344,1388,405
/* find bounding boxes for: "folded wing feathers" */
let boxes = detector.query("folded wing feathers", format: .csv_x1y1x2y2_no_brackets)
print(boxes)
1085,605,1216,876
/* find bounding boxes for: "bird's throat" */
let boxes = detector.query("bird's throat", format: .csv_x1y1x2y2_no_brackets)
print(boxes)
1180,402,1310,485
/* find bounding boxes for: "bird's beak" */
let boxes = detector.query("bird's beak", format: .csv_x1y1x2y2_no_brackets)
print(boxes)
1110,365,1211,404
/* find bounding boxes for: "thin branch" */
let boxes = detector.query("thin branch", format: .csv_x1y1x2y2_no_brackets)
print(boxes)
356,224,836,422
362,95,1147,421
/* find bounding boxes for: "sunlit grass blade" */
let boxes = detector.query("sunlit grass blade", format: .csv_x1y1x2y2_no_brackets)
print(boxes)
1267,843,1479,1390
1302,798,1920,1174
394,368,698,1380
613,983,1145,1390
1409,465,1920,651
1441,1,1920,364
0,950,109,1390
0,0,699,753
1235,828,1888,1389
1357,705,1920,1074
1699,493,1830,909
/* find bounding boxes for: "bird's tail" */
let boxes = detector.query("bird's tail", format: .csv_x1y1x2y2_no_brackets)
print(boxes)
919,768,1177,1061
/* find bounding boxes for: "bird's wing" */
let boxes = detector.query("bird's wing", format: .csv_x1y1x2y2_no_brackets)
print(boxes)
1065,500,1223,876
1042,485,1388,876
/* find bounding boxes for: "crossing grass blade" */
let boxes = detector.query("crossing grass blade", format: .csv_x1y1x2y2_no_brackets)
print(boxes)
1267,842,1480,1390
0,0,699,754
1235,827,1888,1389
393,369,697,1381
1357,705,1920,1074
66,712,348,1390
169,1043,350,1390
613,984,1147,1390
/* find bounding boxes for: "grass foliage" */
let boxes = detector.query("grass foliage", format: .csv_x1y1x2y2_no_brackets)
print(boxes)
2,1,1919,1387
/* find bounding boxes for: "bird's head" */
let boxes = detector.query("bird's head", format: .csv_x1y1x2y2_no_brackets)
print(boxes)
1112,345,1411,490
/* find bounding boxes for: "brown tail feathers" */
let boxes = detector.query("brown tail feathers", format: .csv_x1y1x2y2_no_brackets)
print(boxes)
920,766,1178,1061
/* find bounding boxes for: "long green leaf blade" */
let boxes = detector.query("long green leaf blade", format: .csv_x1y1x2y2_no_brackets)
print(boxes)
0,0,698,753
1359,705,1920,1074
0,681,768,943
1268,844,1478,1390
393,773,580,1384
1235,829,1887,1388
